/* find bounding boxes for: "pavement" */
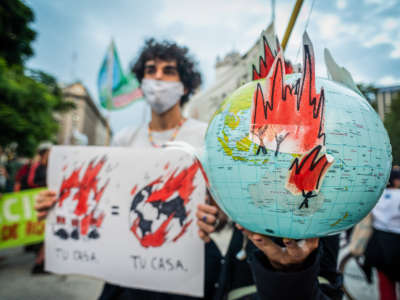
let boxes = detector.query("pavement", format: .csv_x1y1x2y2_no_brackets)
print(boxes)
0,243,380,300
0,247,104,300
339,245,379,300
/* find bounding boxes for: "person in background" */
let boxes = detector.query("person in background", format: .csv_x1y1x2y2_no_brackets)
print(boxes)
0,147,22,193
363,168,400,300
14,157,33,192
30,142,52,274
0,165,8,194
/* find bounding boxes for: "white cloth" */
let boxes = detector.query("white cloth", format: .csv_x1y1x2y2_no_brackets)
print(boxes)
210,223,234,257
112,118,206,149
372,189,400,234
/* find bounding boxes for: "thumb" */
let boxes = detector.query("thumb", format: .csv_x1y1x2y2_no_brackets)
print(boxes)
303,238,319,252
283,238,303,258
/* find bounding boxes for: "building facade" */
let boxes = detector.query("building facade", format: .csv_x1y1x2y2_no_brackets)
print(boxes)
376,85,400,120
184,39,262,123
56,82,112,146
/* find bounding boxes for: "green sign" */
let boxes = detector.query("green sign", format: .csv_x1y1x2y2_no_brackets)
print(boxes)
0,188,45,249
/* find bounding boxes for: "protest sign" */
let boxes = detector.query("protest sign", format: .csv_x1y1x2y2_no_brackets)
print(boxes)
45,146,205,297
0,188,45,249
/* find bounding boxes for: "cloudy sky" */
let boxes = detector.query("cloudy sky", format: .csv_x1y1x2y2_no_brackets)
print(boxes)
26,0,400,132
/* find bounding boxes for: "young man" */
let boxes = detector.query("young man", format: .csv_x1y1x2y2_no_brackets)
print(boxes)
35,39,256,300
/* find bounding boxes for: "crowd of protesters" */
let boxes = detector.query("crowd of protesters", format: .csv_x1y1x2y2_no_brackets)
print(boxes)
0,142,51,274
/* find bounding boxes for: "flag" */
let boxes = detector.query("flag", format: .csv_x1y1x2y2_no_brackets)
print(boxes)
97,41,143,110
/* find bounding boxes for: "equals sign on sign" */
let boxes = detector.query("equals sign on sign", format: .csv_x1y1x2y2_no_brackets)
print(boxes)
111,206,120,215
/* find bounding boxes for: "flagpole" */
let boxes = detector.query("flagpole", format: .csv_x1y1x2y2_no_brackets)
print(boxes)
106,39,114,111
105,39,114,145
281,0,305,51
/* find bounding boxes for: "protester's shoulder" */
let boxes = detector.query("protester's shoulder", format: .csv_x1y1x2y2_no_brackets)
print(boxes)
184,118,208,134
111,126,145,147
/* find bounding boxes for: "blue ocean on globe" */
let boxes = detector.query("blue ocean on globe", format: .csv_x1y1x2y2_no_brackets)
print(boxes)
201,73,392,238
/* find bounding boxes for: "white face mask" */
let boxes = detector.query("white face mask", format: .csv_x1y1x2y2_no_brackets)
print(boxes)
141,79,184,114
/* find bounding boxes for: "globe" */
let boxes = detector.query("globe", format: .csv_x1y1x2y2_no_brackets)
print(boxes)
202,72,392,239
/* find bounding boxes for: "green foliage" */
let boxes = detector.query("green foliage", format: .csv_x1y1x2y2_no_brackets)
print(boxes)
0,59,74,157
0,0,75,157
384,95,400,165
0,0,36,66
357,83,378,104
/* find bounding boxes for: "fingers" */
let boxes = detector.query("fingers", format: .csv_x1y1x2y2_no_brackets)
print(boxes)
237,224,319,269
196,203,220,243
304,238,319,252
282,238,304,262
197,219,215,234
195,210,217,225
282,238,319,265
197,203,218,216
35,190,57,205
34,190,57,220
198,229,211,243
197,218,214,243
238,225,281,254
37,211,49,221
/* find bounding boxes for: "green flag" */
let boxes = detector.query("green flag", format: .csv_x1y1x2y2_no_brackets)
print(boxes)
97,41,144,110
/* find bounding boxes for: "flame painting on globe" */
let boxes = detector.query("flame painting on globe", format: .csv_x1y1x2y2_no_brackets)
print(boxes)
202,27,392,238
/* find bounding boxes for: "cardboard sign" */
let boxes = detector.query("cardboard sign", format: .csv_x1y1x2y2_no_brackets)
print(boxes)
45,146,205,297
0,188,45,249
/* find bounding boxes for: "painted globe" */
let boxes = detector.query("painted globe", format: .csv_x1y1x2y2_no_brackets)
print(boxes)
201,72,392,238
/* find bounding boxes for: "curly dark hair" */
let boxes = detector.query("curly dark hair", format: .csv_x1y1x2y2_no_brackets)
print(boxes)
131,38,202,106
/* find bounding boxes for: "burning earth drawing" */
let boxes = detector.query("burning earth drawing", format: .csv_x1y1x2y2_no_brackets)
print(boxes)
201,30,391,238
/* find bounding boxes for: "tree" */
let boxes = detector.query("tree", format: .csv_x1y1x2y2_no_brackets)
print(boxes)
0,0,74,157
0,59,74,157
384,95,400,165
0,0,36,66
357,83,378,110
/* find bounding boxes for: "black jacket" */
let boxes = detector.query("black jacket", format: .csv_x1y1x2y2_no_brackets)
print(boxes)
250,235,343,300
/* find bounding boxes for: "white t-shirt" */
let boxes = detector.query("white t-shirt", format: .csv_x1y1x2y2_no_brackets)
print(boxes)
372,189,400,234
112,118,207,149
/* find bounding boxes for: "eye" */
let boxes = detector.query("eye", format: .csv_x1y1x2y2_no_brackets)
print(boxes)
163,66,178,75
144,66,156,74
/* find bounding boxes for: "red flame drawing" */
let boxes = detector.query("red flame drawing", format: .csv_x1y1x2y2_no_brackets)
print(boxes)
130,161,201,248
252,35,293,81
146,162,199,205
286,145,334,196
250,33,325,155
57,156,109,236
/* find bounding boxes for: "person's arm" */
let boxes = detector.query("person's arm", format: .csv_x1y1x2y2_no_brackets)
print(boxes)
237,225,333,300
249,245,329,300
